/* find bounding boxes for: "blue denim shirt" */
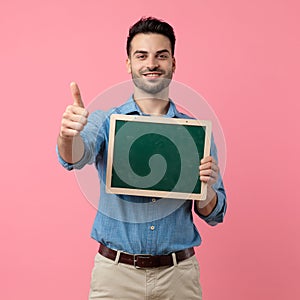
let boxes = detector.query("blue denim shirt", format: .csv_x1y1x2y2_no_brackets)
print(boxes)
57,97,227,255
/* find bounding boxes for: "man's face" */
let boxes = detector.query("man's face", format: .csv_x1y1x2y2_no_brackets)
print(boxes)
126,33,176,95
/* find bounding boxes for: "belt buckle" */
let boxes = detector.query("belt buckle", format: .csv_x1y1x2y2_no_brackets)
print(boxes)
133,254,152,269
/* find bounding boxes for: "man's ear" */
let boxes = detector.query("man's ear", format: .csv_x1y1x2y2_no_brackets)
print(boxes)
172,57,176,73
126,58,132,74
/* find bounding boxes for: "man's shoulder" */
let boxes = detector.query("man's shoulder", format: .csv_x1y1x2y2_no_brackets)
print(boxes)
174,110,194,120
169,100,195,120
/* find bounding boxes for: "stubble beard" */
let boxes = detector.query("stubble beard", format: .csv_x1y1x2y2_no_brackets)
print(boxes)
131,69,173,97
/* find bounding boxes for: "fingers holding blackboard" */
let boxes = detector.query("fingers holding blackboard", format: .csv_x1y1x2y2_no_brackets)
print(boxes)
199,156,219,186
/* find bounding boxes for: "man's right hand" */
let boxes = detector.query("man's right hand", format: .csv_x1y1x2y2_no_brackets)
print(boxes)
59,82,89,139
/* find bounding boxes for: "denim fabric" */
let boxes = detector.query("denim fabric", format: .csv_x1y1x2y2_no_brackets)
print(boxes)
57,96,227,255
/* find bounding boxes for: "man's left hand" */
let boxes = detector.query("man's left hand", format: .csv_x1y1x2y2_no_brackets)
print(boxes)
199,156,219,188
196,156,219,214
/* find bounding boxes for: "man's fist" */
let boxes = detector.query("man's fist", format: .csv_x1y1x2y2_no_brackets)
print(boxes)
59,82,89,138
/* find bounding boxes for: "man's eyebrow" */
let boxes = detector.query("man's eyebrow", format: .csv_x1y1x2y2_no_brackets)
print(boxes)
156,49,171,54
132,49,171,56
132,50,148,55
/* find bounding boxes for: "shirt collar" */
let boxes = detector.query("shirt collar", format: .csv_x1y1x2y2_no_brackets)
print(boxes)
117,95,181,118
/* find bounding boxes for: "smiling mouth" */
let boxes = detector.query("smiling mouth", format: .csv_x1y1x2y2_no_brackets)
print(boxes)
142,72,162,78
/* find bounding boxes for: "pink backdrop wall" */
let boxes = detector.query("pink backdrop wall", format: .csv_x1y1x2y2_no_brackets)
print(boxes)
1,0,299,299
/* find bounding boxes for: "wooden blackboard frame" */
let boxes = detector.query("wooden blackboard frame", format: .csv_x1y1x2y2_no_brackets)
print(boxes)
106,114,212,201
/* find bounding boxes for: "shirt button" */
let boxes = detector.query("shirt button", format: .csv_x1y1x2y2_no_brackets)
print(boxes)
152,198,156,203
150,225,155,230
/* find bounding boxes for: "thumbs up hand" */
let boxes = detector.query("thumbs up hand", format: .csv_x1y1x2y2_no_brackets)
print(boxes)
59,82,89,138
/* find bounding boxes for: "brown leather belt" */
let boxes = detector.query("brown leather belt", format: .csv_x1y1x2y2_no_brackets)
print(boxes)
98,243,195,268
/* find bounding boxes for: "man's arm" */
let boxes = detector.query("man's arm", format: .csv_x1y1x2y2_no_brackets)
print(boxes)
196,186,218,216
57,82,89,164
195,156,224,217
57,135,85,164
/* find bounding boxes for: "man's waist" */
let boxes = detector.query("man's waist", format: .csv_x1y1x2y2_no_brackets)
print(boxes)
98,243,195,268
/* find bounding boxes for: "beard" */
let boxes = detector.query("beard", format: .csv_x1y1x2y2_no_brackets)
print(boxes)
131,68,173,95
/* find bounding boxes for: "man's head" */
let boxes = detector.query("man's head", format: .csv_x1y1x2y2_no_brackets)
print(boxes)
126,17,176,97
126,17,176,57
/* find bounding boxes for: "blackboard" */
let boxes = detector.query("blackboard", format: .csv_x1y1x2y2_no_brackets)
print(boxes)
106,114,211,200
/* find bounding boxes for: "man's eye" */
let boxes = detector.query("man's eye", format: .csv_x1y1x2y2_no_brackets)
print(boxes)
137,55,146,59
158,54,168,59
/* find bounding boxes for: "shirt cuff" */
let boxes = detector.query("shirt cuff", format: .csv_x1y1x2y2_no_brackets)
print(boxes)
56,145,87,170
196,189,227,226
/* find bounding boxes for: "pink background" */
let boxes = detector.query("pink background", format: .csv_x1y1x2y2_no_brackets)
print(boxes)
1,0,299,299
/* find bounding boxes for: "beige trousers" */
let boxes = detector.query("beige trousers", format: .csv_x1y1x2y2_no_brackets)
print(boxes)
89,252,202,300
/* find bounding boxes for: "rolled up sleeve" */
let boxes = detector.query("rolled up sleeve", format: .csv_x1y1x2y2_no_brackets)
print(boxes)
196,179,227,226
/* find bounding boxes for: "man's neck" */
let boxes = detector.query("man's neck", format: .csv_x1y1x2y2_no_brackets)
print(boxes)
133,88,170,116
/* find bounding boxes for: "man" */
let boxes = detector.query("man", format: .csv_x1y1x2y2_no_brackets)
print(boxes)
57,17,226,300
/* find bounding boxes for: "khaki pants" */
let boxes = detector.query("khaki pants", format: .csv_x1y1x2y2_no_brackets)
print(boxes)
89,252,202,300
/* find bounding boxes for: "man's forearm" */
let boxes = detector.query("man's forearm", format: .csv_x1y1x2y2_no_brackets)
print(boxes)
57,135,85,164
196,187,218,216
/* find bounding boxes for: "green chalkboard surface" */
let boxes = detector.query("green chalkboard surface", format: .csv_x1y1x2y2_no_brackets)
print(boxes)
106,114,211,200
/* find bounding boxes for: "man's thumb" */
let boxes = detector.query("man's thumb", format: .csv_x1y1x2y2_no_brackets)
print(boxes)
70,82,85,108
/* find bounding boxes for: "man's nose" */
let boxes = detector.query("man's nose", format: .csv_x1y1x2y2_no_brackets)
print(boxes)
146,55,159,70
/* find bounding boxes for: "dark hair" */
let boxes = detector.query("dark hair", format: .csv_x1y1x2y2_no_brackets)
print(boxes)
126,17,176,57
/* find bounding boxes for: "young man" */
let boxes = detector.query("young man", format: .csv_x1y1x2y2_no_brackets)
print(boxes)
57,17,226,300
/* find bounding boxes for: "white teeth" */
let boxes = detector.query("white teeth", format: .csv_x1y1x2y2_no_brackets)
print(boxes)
145,74,160,77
